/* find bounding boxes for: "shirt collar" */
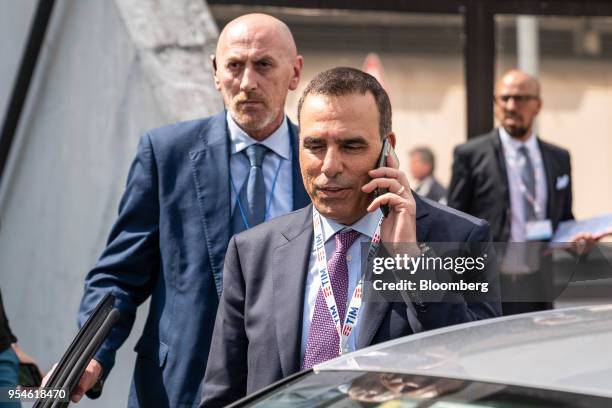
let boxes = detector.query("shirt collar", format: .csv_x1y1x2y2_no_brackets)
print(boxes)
227,111,291,160
499,126,538,155
417,175,434,189
319,209,383,243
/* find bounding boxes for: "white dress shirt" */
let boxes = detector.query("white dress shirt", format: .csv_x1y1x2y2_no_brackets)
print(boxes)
415,175,434,197
300,209,381,360
499,127,548,242
227,112,293,221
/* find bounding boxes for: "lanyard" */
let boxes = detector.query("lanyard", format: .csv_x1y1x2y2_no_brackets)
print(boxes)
230,153,283,230
506,151,542,217
312,207,382,355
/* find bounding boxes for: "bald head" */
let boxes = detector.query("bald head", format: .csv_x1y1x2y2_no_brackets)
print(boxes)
213,13,302,141
494,69,542,140
216,14,297,63
496,69,540,97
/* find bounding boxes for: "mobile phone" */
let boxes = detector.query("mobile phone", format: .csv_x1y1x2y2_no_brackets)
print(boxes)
374,138,399,217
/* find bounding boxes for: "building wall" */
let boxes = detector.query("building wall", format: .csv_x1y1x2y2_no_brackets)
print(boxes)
537,59,612,219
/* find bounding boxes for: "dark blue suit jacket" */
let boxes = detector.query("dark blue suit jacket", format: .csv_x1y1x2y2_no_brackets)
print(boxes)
78,112,309,407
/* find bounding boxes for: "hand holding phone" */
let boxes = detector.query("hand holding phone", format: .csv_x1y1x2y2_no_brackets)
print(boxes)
363,137,417,244
374,139,400,217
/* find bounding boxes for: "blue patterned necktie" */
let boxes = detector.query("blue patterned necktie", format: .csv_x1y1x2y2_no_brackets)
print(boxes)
231,144,268,233
518,146,536,221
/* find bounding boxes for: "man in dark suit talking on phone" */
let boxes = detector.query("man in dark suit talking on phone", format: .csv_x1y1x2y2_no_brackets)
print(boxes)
200,67,500,407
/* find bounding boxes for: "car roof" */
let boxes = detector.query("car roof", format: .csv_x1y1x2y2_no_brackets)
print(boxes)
315,304,612,398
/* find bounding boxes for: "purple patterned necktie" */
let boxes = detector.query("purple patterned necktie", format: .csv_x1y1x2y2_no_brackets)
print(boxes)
302,229,361,370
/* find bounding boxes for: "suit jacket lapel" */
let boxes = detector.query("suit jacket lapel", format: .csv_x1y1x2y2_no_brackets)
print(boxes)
288,121,310,210
189,112,231,298
357,288,391,349
414,194,432,243
538,139,556,219
492,130,512,241
357,196,430,348
492,130,510,208
272,205,313,376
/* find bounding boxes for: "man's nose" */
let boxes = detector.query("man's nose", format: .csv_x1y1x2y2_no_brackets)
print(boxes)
320,148,343,177
239,67,258,92
505,97,519,111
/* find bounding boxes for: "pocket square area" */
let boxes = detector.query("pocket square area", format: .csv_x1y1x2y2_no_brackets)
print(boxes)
556,174,569,190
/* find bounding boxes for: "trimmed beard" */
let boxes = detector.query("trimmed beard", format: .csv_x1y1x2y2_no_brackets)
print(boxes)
230,107,277,135
504,125,529,139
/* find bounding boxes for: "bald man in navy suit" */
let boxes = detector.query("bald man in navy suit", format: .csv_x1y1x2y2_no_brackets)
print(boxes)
73,14,309,408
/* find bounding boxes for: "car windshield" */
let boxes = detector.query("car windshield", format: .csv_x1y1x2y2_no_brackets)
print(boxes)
240,370,610,407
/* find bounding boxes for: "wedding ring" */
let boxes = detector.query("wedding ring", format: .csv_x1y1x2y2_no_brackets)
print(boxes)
396,185,405,195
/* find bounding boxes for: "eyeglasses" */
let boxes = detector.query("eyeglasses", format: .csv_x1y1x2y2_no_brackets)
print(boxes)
494,94,539,105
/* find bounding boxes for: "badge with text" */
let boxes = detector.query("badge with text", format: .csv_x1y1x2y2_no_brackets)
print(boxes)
526,219,553,241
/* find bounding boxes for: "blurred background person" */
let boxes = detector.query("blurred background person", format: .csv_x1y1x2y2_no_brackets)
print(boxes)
447,69,601,315
448,69,570,244
448,69,566,315
409,146,447,204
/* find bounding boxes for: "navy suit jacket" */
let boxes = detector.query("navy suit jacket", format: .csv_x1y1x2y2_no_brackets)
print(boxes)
201,196,501,407
78,111,310,408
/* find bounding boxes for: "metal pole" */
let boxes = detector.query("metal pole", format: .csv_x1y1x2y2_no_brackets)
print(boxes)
516,15,539,133
517,15,539,77
0,0,56,185
464,0,495,139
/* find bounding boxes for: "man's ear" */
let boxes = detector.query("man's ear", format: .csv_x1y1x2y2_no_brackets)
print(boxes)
211,54,221,91
535,97,542,115
387,132,397,148
289,55,303,91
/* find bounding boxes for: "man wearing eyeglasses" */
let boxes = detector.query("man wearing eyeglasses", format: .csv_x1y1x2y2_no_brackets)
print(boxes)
447,69,595,315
